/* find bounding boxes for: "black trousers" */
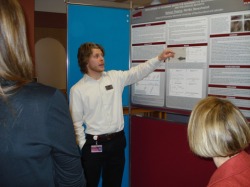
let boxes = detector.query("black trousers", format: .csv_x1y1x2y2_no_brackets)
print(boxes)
81,131,126,187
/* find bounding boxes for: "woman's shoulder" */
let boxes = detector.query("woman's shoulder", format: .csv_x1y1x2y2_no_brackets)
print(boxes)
21,82,66,101
23,82,55,93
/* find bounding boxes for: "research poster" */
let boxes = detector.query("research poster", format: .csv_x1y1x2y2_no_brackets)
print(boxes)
130,0,250,117
208,11,250,118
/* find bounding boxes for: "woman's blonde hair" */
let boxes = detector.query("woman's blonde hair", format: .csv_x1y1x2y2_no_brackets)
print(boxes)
188,97,250,158
0,0,33,96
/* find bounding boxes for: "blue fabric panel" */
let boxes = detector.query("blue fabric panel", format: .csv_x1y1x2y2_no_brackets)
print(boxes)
67,5,130,187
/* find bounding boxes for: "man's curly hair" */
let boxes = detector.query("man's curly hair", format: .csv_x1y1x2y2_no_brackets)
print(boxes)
77,42,105,74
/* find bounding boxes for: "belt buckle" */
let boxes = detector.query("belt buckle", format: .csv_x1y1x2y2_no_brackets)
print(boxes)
93,135,98,140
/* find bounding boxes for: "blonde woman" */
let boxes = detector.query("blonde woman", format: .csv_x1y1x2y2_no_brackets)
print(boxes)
188,97,250,187
0,0,85,186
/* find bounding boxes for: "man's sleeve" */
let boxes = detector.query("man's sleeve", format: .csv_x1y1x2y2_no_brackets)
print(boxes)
120,56,161,86
69,87,86,149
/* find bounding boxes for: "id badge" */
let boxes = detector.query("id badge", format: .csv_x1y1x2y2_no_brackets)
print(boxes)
91,145,102,153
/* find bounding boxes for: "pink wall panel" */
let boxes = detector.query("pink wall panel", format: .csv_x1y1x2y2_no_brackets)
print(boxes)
131,116,216,187
19,0,35,64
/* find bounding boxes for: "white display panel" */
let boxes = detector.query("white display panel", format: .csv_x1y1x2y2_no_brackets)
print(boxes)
131,0,250,117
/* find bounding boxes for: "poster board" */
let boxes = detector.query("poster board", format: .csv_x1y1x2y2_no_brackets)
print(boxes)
130,0,250,117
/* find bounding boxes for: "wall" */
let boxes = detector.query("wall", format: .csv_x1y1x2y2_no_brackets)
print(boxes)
130,116,216,187
19,0,35,65
34,10,67,92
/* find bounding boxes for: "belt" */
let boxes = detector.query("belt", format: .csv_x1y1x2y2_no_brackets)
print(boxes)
86,130,124,142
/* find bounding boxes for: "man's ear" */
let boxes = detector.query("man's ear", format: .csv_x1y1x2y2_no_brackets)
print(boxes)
86,63,89,73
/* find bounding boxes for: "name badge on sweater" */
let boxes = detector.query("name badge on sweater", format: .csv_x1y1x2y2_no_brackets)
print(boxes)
105,85,113,90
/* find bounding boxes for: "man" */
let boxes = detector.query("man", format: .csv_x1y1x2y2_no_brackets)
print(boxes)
70,42,175,187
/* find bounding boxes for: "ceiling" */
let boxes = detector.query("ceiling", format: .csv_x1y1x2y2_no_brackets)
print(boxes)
99,0,170,8
35,0,173,13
